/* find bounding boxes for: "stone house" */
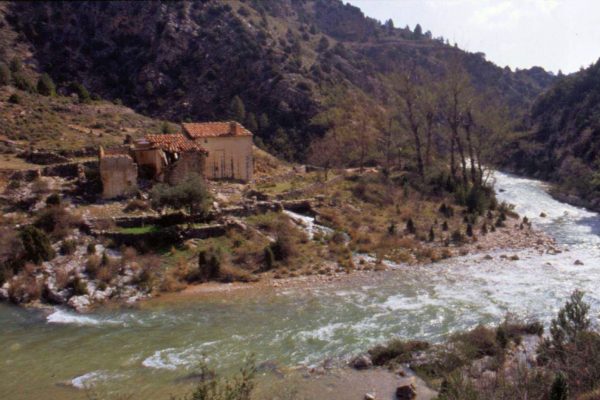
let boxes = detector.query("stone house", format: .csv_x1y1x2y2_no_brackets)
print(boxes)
182,122,253,181
98,121,253,199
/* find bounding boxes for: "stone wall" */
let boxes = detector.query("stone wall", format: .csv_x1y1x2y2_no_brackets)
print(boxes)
99,154,138,199
165,151,206,185
201,136,253,181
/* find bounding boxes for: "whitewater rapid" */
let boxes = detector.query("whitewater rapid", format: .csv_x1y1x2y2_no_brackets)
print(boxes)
2,171,600,399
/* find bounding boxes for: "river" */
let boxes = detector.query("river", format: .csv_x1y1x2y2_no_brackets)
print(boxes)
2,171,600,399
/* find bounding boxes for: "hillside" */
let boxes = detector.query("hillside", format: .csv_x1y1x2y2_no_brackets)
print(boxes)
504,59,600,208
2,0,555,160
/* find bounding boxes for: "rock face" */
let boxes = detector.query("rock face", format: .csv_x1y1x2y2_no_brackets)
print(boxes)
6,1,553,160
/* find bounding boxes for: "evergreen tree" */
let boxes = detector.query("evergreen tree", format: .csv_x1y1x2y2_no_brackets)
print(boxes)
0,63,10,86
9,57,22,73
230,95,246,123
245,112,258,133
71,82,91,103
19,226,55,265
549,372,568,400
258,113,270,131
37,73,56,96
414,24,423,38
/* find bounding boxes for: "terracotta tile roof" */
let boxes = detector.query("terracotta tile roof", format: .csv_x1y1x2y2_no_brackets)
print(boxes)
142,134,208,154
182,121,253,139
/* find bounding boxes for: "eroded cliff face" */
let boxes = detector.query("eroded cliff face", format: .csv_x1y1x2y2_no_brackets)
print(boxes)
5,0,555,160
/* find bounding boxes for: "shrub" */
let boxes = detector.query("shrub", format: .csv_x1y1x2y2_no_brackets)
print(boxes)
0,63,10,85
34,205,82,239
263,246,274,270
59,239,77,255
451,229,465,243
453,325,501,359
151,174,211,216
195,247,222,282
177,356,256,400
368,339,430,366
19,226,55,264
87,243,96,255
13,73,36,92
36,73,56,96
8,93,21,104
406,218,416,234
71,82,91,103
549,373,569,400
269,234,295,261
69,275,88,296
45,193,61,206
85,255,101,278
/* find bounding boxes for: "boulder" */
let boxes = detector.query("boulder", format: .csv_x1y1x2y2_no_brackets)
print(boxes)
364,393,376,400
396,384,417,400
349,354,373,370
574,259,584,265
68,295,91,312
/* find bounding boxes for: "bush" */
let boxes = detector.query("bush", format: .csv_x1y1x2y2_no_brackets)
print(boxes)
37,73,56,96
34,205,82,239
8,93,21,104
195,247,222,282
549,372,569,400
69,275,88,296
269,234,295,261
19,226,55,264
177,356,256,400
45,193,61,206
13,73,36,93
406,218,416,234
368,339,429,366
0,63,10,85
451,229,465,243
71,82,91,103
263,245,274,270
85,255,101,279
59,239,77,255
151,174,211,216
87,243,96,255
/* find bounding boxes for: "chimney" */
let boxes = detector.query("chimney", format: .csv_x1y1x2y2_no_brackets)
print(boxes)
230,121,239,136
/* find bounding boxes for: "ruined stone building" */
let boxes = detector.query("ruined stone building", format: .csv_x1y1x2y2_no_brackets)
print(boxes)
181,122,253,181
99,121,253,199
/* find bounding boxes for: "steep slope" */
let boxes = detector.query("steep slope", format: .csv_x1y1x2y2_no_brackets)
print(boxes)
4,0,555,159
505,59,600,208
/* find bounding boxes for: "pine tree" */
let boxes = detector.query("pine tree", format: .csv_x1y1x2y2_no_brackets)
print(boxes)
230,95,246,123
0,63,10,86
259,113,270,131
414,24,423,38
549,373,568,400
37,73,56,96
245,112,258,133
429,226,435,242
9,57,22,73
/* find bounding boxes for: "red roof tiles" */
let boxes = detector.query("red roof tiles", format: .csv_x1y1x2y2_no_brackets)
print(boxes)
142,134,208,154
182,121,253,139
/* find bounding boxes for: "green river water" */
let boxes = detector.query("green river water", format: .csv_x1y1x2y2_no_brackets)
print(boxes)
2,172,600,399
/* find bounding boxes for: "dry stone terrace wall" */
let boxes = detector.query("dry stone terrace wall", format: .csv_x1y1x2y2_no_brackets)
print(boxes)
1,160,98,182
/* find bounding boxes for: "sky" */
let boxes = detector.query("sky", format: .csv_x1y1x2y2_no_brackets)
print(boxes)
347,0,600,74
